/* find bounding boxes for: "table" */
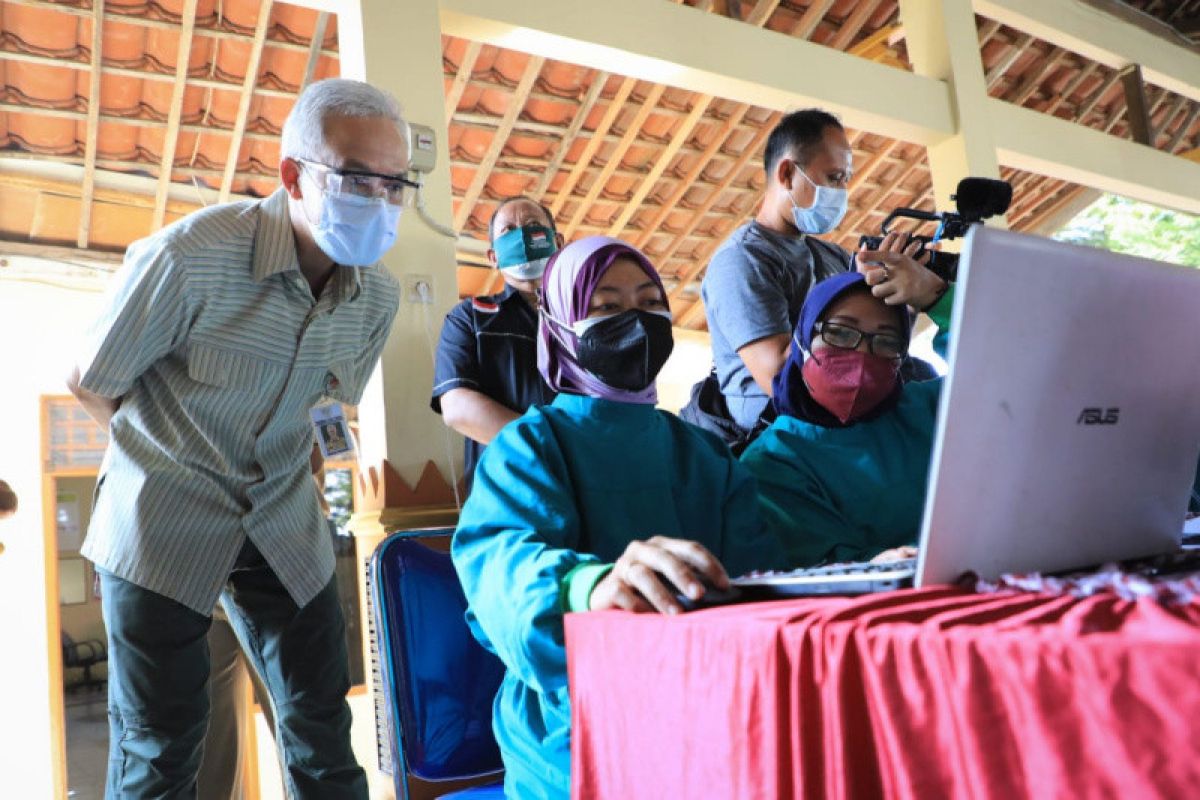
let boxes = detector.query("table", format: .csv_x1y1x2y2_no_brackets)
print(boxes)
566,586,1200,799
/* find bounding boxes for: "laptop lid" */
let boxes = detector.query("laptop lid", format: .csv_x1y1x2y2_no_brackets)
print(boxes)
915,226,1200,587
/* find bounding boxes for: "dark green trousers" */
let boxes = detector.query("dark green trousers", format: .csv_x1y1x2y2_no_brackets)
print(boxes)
100,540,366,799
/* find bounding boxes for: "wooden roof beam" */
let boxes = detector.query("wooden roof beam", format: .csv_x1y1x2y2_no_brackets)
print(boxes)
151,0,198,233
1117,64,1153,145
301,12,330,92
77,0,104,249
975,0,1200,104
440,0,953,145
827,0,883,51
631,104,749,249
219,0,272,204
548,77,637,218
0,49,298,100
444,40,482,125
3,0,338,58
605,92,711,239
990,97,1200,214
662,116,777,302
453,55,545,231
562,84,667,239
530,69,609,203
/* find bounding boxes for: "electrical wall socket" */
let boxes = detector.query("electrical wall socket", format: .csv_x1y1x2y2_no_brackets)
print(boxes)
405,274,434,304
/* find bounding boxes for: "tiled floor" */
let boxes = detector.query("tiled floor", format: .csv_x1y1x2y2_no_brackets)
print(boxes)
64,692,108,800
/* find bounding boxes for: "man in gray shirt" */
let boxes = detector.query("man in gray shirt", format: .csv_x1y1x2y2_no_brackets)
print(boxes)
702,109,942,431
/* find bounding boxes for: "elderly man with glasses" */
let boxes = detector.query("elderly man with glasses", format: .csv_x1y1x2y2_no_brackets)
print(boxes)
66,78,405,798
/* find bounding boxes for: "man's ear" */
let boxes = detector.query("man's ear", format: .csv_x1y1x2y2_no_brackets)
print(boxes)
774,157,794,190
554,233,565,249
486,248,498,268
280,158,304,200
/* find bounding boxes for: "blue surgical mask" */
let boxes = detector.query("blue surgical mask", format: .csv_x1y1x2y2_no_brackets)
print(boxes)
309,188,402,267
494,224,558,281
786,167,848,235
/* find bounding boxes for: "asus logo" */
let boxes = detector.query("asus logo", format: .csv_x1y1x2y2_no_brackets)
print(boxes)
1077,407,1120,425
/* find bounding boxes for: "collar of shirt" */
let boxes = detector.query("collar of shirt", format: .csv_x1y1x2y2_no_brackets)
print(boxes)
250,187,362,307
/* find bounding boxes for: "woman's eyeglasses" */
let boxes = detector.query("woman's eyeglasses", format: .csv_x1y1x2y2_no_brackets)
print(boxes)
814,321,906,359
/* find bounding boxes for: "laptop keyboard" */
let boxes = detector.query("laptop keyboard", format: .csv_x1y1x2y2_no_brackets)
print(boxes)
731,557,917,598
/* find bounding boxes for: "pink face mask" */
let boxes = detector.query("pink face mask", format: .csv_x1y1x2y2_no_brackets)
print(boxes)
801,348,899,423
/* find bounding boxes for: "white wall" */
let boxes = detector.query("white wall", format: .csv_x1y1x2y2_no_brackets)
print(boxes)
0,273,107,798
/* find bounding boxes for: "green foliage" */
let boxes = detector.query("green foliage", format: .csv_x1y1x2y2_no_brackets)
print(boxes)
323,468,354,537
1053,194,1200,268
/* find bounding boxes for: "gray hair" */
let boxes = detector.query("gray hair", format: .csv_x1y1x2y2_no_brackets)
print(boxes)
281,78,408,164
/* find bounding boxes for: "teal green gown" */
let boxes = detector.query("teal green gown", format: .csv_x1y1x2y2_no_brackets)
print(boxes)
740,295,953,567
740,379,941,566
451,393,784,799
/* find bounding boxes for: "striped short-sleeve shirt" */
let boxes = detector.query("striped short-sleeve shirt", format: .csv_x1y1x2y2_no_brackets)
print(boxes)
78,188,400,614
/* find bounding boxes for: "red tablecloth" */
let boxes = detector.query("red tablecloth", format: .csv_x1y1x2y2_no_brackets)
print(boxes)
565,586,1200,799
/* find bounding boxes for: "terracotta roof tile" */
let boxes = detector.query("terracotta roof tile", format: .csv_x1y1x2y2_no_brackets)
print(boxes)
1,0,1196,326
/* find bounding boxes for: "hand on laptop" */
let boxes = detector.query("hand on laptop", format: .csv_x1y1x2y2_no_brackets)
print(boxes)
589,536,730,615
869,545,918,564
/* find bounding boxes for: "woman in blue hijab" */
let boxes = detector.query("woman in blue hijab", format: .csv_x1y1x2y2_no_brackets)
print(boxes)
739,250,954,568
452,236,784,799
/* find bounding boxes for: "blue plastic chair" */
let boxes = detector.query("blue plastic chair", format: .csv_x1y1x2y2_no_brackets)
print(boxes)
369,528,506,799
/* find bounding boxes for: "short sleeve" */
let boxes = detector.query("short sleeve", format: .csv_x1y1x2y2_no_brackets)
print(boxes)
430,301,482,413
76,236,192,399
702,243,792,353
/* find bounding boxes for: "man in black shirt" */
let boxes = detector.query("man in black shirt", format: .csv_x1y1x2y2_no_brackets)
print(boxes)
432,196,562,492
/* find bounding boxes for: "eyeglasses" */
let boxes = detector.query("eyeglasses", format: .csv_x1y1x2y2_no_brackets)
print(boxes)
297,159,421,207
814,321,906,359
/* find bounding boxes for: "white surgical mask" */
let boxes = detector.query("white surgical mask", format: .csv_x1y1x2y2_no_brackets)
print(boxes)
786,167,848,235
304,174,402,267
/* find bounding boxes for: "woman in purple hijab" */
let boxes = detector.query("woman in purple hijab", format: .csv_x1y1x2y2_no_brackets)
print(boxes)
452,236,785,799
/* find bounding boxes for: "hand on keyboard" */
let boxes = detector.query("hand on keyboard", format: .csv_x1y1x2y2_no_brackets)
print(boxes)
870,546,919,564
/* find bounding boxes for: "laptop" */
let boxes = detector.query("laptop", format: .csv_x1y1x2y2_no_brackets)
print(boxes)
723,226,1200,601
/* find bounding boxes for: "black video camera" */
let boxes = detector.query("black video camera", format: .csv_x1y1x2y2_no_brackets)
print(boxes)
858,177,1013,282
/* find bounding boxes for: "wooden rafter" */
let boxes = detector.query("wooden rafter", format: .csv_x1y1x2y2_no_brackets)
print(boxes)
1166,102,1200,151
301,11,329,92
605,93,712,239
1009,47,1068,105
985,33,1035,89
744,0,783,27
791,0,837,40
445,40,482,125
454,55,546,231
219,0,272,204
77,0,104,249
1043,61,1099,115
662,116,777,302
847,23,902,58
828,0,883,51
530,70,610,203
1075,71,1122,124
632,105,750,249
604,0,783,241
548,76,638,218
1152,94,1190,146
3,0,337,58
561,84,667,239
0,49,297,101
151,0,198,233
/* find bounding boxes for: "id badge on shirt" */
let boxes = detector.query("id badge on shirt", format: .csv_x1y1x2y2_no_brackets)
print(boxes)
311,402,355,459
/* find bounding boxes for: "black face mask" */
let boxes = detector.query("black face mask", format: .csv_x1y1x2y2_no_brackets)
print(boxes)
575,309,675,392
